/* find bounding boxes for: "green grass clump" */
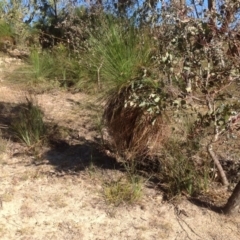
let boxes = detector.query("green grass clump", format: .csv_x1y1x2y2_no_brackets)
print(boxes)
10,50,56,85
50,44,84,88
103,175,142,206
86,18,153,91
11,98,46,146
27,50,55,82
11,46,84,89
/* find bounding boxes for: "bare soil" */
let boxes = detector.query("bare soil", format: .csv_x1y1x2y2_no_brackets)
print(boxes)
0,56,240,240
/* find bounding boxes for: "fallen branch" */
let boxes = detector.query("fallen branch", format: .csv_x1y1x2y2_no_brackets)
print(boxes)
207,143,229,186
206,99,229,186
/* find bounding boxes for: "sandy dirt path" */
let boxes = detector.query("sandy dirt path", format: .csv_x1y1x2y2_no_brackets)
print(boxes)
0,56,240,240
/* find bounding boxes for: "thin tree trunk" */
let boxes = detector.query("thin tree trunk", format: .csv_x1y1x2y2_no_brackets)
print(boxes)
208,144,229,186
224,181,240,215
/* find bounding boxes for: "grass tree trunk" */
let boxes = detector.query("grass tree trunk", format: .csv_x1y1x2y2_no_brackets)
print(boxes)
224,181,240,215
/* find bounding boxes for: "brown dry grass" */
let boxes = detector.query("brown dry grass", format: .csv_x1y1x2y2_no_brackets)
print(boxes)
104,88,170,161
0,130,8,154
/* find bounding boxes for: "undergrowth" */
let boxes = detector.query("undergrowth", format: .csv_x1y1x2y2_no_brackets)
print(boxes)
103,174,143,206
10,98,46,147
10,46,84,90
158,139,211,198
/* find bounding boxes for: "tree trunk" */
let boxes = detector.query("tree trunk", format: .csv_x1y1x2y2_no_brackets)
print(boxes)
224,181,240,215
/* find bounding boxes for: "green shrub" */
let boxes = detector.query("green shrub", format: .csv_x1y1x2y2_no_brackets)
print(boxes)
158,139,210,198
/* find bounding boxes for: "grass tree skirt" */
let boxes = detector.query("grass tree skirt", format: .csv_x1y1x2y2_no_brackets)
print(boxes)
103,84,171,162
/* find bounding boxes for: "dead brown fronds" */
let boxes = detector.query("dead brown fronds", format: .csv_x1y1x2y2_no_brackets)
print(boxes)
104,85,170,161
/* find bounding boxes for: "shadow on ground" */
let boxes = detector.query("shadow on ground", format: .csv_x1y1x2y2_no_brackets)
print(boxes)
0,101,231,213
187,197,225,214
0,101,23,126
0,101,123,173
45,137,123,173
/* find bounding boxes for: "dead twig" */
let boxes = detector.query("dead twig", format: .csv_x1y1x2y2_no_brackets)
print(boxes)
174,205,202,240
208,144,229,186
206,98,229,186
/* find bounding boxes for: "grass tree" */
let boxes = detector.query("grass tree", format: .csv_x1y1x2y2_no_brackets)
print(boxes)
102,2,240,198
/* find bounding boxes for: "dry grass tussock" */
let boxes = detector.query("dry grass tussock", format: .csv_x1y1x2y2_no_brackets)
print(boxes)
0,130,8,155
104,86,171,161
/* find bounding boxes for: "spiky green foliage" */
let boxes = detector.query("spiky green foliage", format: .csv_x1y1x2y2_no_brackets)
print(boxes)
27,50,55,82
11,46,83,88
7,50,54,86
11,99,46,146
86,18,153,90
